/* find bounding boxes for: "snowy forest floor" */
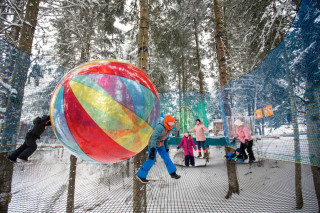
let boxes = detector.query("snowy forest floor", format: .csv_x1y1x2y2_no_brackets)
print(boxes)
7,145,318,212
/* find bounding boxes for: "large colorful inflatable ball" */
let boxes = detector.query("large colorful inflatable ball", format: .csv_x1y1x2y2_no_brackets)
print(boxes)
49,59,160,163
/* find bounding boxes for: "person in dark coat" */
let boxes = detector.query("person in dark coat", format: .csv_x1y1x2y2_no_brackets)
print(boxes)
7,115,51,162
225,148,244,162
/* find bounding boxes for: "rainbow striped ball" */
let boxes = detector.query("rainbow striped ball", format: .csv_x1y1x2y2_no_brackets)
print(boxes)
49,59,160,163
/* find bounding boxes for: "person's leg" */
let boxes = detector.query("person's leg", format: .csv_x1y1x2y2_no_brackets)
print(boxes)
185,155,190,166
18,137,37,160
7,143,28,161
137,147,157,179
190,155,195,166
201,141,207,157
197,141,202,157
240,142,248,160
158,146,177,175
247,140,255,162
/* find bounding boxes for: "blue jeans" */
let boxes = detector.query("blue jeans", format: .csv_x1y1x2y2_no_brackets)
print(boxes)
197,141,206,151
137,146,177,179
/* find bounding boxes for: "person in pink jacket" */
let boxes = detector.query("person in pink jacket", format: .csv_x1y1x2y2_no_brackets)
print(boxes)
232,119,256,163
177,131,197,166
188,119,209,158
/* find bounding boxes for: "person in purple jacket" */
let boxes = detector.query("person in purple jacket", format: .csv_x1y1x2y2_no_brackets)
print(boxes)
177,131,197,167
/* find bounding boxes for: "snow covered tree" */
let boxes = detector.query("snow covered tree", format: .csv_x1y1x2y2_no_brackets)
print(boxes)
1,0,41,151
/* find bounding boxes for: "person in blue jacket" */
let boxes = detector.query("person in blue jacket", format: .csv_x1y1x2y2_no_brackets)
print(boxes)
225,148,243,162
136,114,181,183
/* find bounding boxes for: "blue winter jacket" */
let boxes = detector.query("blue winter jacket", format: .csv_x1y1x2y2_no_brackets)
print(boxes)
148,122,172,149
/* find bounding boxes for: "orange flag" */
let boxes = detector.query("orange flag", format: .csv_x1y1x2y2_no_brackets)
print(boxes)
254,108,263,119
263,105,274,117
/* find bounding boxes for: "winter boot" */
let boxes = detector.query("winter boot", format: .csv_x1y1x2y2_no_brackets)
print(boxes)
249,158,256,163
7,156,17,163
136,175,149,183
197,152,202,158
18,157,28,162
170,172,181,179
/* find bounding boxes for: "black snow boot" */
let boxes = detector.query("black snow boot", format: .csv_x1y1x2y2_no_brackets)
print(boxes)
136,175,149,183
170,172,181,179
18,157,28,162
7,156,17,163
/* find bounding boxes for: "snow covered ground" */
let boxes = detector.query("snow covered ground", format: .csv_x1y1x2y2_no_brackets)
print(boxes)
8,145,318,212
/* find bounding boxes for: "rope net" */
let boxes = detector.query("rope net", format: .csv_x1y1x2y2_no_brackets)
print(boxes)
0,0,319,212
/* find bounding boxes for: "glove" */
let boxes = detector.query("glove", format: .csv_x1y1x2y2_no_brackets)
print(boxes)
232,138,236,143
177,146,180,149
149,147,156,160
166,148,169,152
245,139,249,146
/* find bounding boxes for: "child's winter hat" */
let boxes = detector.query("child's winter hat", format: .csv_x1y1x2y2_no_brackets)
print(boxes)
164,115,175,123
235,148,241,153
234,119,243,126
185,130,189,134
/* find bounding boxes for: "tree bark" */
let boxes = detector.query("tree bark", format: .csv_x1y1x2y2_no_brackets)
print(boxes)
5,0,25,46
193,18,204,94
133,1,149,212
283,45,303,209
213,0,231,116
213,0,229,88
306,84,320,210
66,155,77,213
0,0,40,151
137,0,149,74
213,0,238,198
0,152,14,213
18,0,40,54
224,146,239,199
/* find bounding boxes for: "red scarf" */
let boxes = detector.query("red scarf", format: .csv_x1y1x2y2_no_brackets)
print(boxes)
163,115,175,133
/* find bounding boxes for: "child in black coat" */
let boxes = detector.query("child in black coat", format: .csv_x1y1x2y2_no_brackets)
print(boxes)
7,115,51,162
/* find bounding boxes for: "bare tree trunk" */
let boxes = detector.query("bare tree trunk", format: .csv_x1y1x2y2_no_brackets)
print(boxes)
306,84,320,210
213,0,229,88
213,0,231,116
283,46,303,209
133,149,147,213
5,0,26,46
213,0,238,198
66,155,77,213
17,0,40,54
224,146,239,199
193,18,204,94
182,53,186,92
0,0,40,151
0,152,14,213
137,0,149,74
133,0,149,212
311,165,320,211
0,1,8,35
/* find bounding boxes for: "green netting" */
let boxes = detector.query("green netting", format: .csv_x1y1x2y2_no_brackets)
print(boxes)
159,92,215,137
0,0,319,212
